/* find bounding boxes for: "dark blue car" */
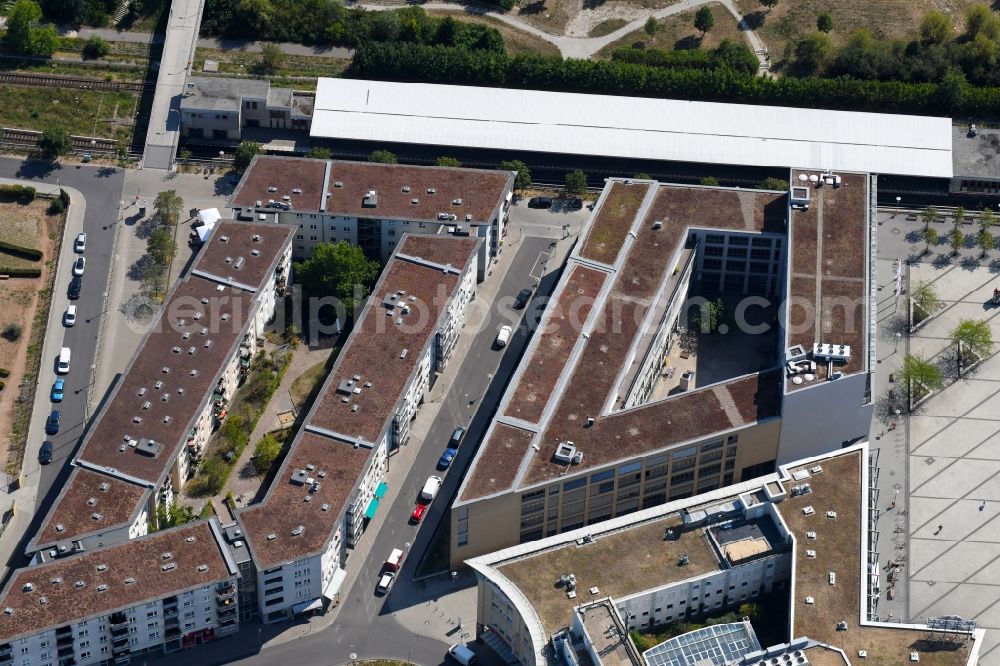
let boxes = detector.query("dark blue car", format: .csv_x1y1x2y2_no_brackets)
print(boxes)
437,426,466,470
45,410,61,435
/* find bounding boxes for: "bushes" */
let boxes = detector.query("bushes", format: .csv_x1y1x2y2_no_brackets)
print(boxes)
0,368,9,378
347,42,1000,117
0,266,42,277
81,35,110,59
201,1,504,52
253,433,282,475
0,184,36,203
2,323,23,342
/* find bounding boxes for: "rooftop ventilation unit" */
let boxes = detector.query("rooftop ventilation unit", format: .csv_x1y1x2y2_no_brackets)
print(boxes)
553,442,577,464
292,188,302,195
267,533,276,540
124,577,135,584
74,580,85,588
50,577,62,584
161,563,176,572
252,234,261,242
138,387,146,396
251,249,260,256
268,186,277,193
234,257,245,269
91,512,103,521
400,349,408,359
652,219,663,230
22,583,33,593
321,503,330,511
291,469,309,485
402,186,411,192
678,554,690,566
55,523,64,532
87,497,97,507
220,235,229,243
96,584,108,593
291,525,304,536
39,596,47,604
334,181,343,188
452,198,462,205
198,564,208,572
282,195,290,202
411,198,419,205
186,536,196,543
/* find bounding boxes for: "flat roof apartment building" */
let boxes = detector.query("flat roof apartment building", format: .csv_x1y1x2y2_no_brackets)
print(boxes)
468,445,984,666
228,156,514,278
27,222,295,561
452,173,877,564
236,234,482,622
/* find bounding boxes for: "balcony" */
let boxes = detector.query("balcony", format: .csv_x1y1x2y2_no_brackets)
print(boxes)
58,645,75,658
216,583,236,601
57,658,75,666
0,644,10,656
56,625,73,636
57,634,74,647
115,655,131,665
164,606,179,619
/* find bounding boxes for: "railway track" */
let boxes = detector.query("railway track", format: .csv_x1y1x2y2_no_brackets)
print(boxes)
0,72,151,93
1,127,119,152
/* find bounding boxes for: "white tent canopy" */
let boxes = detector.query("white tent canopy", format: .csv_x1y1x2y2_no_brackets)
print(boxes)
310,79,954,178
198,207,222,226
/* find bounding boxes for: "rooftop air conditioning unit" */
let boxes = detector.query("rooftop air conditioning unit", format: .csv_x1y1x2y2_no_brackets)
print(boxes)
553,442,576,464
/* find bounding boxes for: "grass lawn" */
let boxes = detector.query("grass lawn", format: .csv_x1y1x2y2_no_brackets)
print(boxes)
514,0,688,36
289,358,329,409
426,10,561,55
0,85,137,142
0,204,41,252
193,47,349,80
734,0,982,66
599,3,744,56
589,18,629,37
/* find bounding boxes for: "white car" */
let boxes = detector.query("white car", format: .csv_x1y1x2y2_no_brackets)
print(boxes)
72,257,86,277
74,233,86,253
57,347,71,374
420,475,443,502
495,325,512,348
64,305,77,327
376,571,395,595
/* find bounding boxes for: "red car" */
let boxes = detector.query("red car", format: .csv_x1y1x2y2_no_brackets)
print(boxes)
410,504,428,524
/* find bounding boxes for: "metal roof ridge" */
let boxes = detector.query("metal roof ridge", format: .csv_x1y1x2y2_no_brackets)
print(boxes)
303,423,373,449
190,268,258,293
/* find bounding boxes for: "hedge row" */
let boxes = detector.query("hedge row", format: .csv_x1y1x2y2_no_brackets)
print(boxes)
0,184,36,203
0,267,42,277
0,240,42,261
347,42,1000,118
610,41,759,77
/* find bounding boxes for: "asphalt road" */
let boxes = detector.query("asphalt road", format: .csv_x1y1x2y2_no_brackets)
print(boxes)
142,234,561,666
0,157,124,557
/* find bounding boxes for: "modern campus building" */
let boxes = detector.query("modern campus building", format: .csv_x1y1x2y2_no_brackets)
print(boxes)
451,172,876,563
27,221,295,561
228,155,515,275
180,77,314,142
1,521,241,666
467,444,985,666
235,233,481,622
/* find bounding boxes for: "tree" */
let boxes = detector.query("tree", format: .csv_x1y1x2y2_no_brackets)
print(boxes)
694,6,714,36
644,16,659,38
795,31,832,73
978,229,994,257
757,177,788,190
816,12,833,33
954,206,965,228
920,10,954,44
198,457,229,495
921,206,941,229
257,42,285,74
901,353,944,395
234,140,264,174
37,126,70,159
368,149,398,164
691,297,726,333
759,0,778,12
565,169,587,196
435,156,462,167
253,433,282,474
965,4,1000,40
980,207,997,232
499,159,532,192
910,280,939,320
633,172,652,180
220,414,247,452
699,176,720,186
5,0,41,55
82,35,110,59
1,323,22,342
923,226,939,254
153,190,184,226
951,318,993,365
294,241,380,316
949,227,965,255
147,227,177,266
306,147,332,159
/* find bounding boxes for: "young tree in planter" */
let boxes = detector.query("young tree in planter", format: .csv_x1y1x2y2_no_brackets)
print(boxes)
980,206,996,232
565,169,588,196
368,149,397,164
949,227,965,256
921,206,941,230
954,206,965,228
922,226,939,254
978,228,994,258
153,189,184,226
901,353,943,401
910,280,939,323
950,318,993,366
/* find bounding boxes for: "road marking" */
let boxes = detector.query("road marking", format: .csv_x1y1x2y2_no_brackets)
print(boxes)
530,251,551,282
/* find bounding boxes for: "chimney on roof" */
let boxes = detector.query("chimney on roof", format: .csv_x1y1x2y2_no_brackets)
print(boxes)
362,190,378,208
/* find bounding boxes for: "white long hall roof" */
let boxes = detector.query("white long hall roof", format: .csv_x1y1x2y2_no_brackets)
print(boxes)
312,78,953,178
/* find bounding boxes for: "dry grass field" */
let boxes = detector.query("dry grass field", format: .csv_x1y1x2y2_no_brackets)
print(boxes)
599,3,745,55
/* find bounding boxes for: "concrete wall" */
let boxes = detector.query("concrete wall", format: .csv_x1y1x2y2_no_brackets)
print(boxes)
258,554,323,624
180,109,241,140
476,575,537,666
777,373,872,465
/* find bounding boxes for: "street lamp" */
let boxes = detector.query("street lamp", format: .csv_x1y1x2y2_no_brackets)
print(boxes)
895,332,902,353
895,196,901,216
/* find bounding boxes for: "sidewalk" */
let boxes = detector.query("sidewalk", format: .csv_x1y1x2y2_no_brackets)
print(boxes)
255,221,578,650
71,26,354,58
0,181,85,581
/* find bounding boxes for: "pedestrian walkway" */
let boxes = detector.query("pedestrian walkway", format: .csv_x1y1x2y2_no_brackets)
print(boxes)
72,26,354,58
142,0,206,169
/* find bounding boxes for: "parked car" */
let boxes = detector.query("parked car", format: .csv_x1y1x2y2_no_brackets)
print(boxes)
45,410,61,435
68,275,82,300
420,475,443,502
74,233,86,253
39,441,53,465
514,287,532,309
495,325,512,348
437,426,466,470
72,257,86,277
57,347,71,374
567,197,584,210
448,644,477,666
410,504,428,524
528,197,553,209
376,571,395,595
64,304,77,327
51,378,64,402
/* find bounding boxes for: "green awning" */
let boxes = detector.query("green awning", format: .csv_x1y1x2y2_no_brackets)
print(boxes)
374,482,388,499
364,497,380,520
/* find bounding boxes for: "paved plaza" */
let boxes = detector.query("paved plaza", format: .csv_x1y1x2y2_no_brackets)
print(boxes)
876,207,1000,663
